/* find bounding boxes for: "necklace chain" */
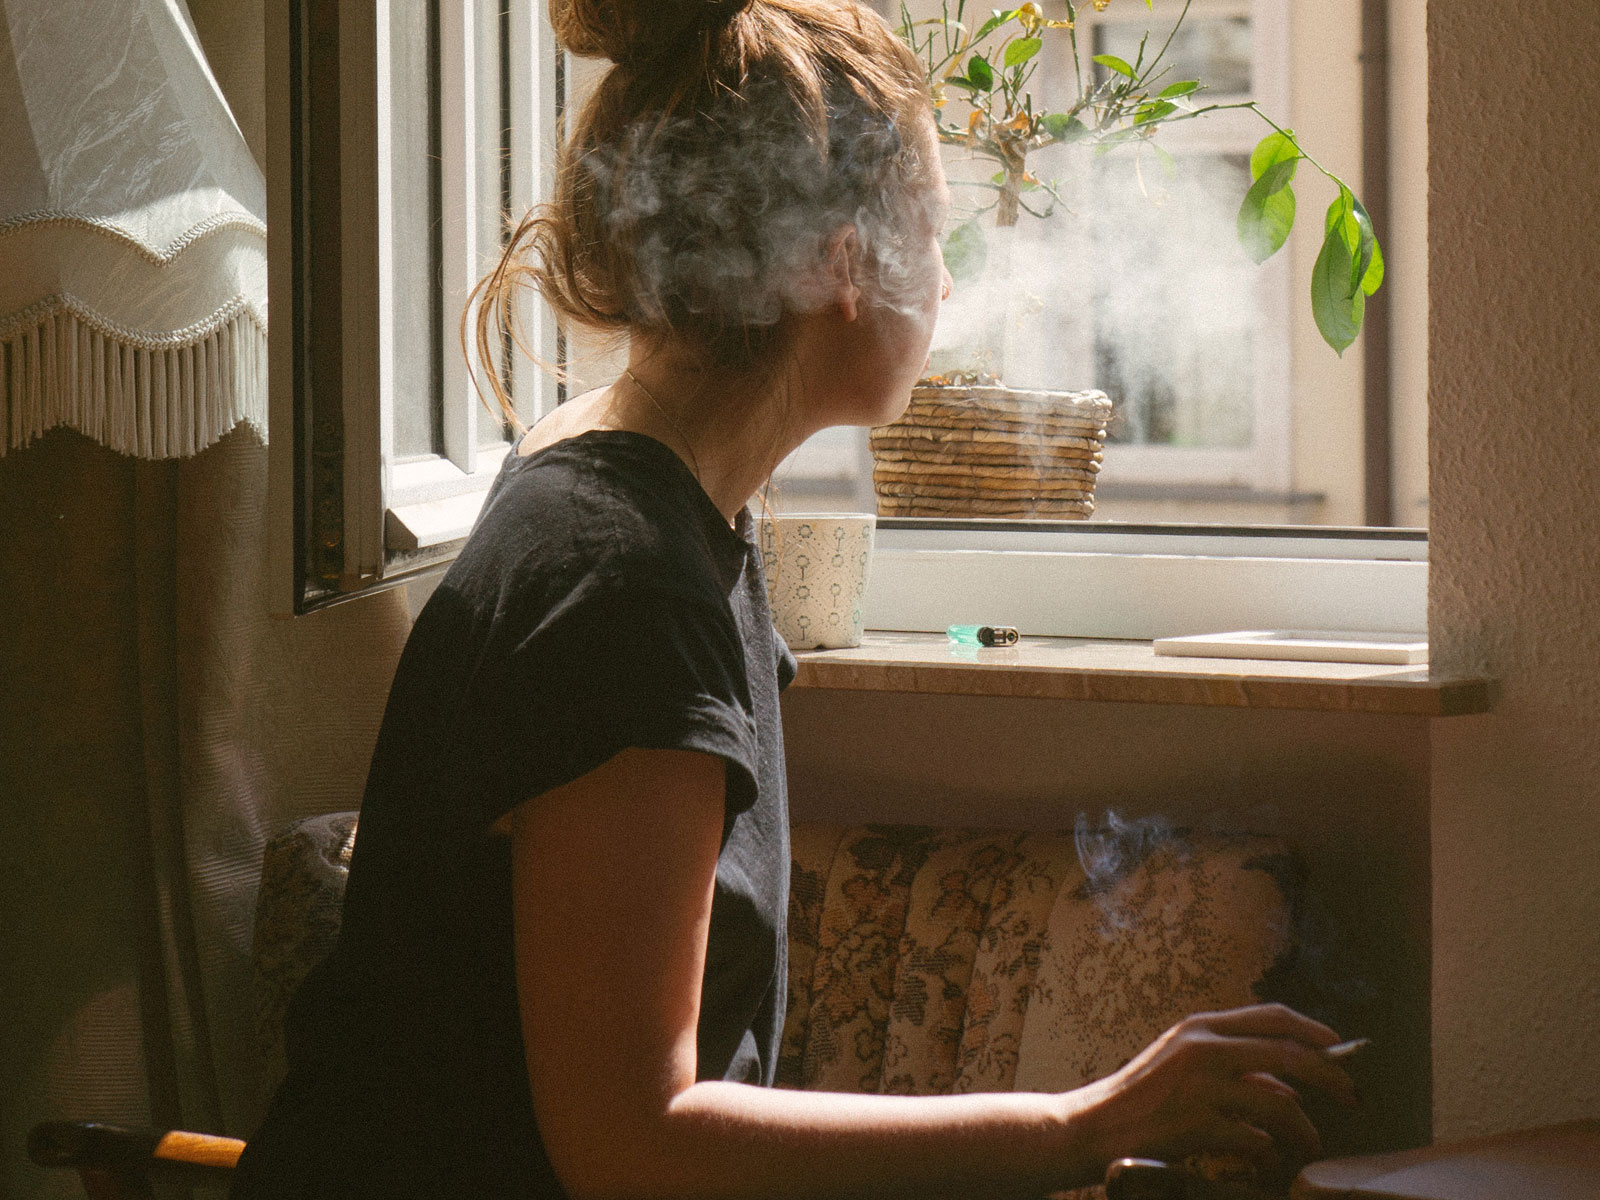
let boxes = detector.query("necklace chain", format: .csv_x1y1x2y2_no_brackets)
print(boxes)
623,368,703,484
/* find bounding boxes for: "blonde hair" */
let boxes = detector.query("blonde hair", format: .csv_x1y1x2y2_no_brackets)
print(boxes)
468,0,931,427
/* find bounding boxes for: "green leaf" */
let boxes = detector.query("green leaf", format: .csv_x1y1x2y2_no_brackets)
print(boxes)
1311,196,1365,354
1236,159,1297,263
1004,36,1042,67
1158,79,1201,98
1151,142,1178,179
1325,187,1353,235
973,9,1020,43
967,54,995,90
1093,53,1136,79
1360,233,1385,294
1134,100,1178,125
1041,112,1090,142
1323,185,1378,297
1350,193,1383,295
1249,130,1300,182
942,219,988,283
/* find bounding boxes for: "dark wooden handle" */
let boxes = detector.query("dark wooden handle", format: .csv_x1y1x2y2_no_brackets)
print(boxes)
1105,1158,1191,1200
29,1121,244,1187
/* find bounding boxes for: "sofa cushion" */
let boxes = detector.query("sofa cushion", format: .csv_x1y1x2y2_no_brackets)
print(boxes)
1013,833,1296,1094
779,824,1296,1100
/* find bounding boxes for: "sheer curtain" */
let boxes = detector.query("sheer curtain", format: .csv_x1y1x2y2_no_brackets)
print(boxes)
0,5,413,1196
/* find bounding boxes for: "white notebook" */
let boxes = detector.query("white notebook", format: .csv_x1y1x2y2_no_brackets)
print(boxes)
1152,630,1429,665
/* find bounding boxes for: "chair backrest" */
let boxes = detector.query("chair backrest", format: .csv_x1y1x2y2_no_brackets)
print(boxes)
251,811,358,1090
251,815,1300,1104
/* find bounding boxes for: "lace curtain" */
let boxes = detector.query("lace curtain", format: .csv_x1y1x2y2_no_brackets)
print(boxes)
0,5,413,1197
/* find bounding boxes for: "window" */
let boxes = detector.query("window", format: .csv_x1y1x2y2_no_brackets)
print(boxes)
774,0,1372,527
383,0,562,566
1078,1,1292,502
267,0,560,612
269,0,1424,639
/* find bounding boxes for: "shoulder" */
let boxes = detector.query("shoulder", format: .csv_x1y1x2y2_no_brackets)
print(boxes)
418,433,752,677
464,432,739,602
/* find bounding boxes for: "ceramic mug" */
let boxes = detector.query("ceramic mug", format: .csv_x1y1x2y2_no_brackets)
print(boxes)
757,513,876,650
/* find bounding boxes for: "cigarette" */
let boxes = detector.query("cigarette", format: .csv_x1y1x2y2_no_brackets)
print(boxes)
1325,1037,1370,1060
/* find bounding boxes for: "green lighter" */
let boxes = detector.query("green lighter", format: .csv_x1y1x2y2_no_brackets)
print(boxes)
946,624,1020,648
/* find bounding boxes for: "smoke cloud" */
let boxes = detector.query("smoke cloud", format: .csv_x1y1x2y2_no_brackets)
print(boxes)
931,144,1260,447
581,73,944,348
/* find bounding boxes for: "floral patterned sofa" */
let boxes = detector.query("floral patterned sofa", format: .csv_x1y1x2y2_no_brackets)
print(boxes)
248,813,1305,1198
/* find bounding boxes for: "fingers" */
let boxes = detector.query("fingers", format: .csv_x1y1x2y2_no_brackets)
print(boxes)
1191,1117,1278,1172
1213,1035,1358,1106
1193,1003,1340,1048
1219,1077,1322,1163
1178,1005,1357,1105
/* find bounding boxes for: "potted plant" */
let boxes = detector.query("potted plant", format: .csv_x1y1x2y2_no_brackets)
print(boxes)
873,0,1384,519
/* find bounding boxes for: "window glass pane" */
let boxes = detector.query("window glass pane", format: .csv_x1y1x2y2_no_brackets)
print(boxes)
1093,152,1256,451
476,0,513,447
771,426,876,514
390,0,442,461
1094,16,1252,95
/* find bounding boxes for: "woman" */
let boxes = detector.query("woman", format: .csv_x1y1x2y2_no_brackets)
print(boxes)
233,1,1356,1197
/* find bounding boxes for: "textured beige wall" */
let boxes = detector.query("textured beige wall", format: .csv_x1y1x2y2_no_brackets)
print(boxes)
1428,0,1600,1139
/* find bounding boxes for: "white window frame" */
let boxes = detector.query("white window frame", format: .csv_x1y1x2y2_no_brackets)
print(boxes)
866,522,1425,639
381,0,563,560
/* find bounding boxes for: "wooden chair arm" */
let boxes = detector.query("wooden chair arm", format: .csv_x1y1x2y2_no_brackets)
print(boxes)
1105,1158,1189,1199
1105,1157,1282,1200
28,1121,243,1198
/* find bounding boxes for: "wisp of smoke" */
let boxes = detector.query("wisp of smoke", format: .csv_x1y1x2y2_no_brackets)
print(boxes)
931,146,1259,447
584,72,942,352
1073,808,1182,930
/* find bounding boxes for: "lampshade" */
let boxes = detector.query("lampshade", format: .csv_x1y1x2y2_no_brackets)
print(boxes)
0,0,267,459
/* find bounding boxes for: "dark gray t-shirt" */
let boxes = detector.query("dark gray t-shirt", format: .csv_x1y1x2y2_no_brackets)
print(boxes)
233,430,794,1200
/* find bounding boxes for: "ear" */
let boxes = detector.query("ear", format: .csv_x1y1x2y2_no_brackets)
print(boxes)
825,225,863,322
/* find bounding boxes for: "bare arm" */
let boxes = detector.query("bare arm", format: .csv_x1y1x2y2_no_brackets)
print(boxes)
501,748,1355,1200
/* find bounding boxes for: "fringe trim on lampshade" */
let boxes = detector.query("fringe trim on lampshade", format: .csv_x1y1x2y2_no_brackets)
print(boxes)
1,295,268,459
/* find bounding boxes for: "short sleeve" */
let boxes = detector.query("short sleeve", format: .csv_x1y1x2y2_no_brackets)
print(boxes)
464,584,760,828
776,637,798,692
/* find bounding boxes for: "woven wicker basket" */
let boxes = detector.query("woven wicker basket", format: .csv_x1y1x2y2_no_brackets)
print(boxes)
870,384,1113,519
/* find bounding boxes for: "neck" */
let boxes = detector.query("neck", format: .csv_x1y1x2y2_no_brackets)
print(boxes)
603,342,816,524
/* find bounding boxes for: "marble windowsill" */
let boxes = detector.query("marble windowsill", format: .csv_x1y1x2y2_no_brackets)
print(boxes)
789,632,1489,716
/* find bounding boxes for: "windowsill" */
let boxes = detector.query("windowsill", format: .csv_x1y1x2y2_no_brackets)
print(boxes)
789,632,1489,716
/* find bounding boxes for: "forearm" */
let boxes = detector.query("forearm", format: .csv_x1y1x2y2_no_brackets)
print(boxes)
572,1080,1106,1200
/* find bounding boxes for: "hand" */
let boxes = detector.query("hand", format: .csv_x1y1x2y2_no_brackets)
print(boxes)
1073,1004,1360,1177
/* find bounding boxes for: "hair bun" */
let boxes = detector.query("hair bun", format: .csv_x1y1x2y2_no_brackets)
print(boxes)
550,0,755,65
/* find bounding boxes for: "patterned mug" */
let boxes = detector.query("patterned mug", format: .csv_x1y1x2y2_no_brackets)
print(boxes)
757,513,876,650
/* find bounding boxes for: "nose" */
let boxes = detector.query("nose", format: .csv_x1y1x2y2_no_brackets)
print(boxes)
940,265,953,301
